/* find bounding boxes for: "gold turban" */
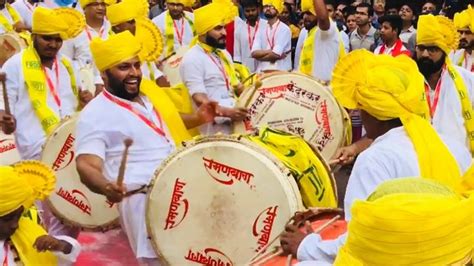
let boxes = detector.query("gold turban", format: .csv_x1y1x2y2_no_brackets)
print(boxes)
301,0,315,15
32,7,85,40
332,50,462,189
79,0,116,8
166,0,184,5
90,30,142,71
454,5,474,31
262,0,284,13
194,1,236,35
107,0,139,26
334,177,474,265
417,14,459,55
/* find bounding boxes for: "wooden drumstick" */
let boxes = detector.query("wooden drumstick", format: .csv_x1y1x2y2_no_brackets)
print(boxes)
0,73,10,115
116,138,133,187
242,79,263,108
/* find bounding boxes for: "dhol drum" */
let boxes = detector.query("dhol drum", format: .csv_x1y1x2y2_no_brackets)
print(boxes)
161,46,189,86
41,114,120,231
0,33,26,67
0,132,20,165
234,72,351,161
146,128,338,265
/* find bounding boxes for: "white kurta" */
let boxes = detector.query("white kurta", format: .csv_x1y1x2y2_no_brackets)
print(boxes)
251,19,292,72
399,25,416,45
0,235,81,266
1,51,78,160
152,10,194,58
297,127,471,264
0,8,15,34
75,91,175,259
10,0,48,29
234,18,267,72
180,44,235,135
450,49,474,72
141,61,164,81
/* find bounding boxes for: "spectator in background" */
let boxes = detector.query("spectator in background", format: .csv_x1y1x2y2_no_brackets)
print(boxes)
345,7,357,33
385,2,398,16
280,2,300,67
371,0,385,28
398,3,417,45
335,2,347,22
374,15,410,57
149,0,163,18
349,2,379,51
422,0,438,15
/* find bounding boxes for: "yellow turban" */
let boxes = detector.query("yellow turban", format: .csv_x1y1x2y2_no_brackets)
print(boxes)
90,30,141,71
301,0,315,15
167,0,184,5
107,0,140,26
194,1,236,35
32,7,85,40
79,0,116,8
332,50,462,189
262,0,284,13
417,14,459,55
334,177,474,265
454,5,474,32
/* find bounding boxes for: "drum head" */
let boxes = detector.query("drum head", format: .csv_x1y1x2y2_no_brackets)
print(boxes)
42,114,120,231
146,135,303,265
0,33,24,67
162,46,188,86
0,132,20,165
235,72,345,161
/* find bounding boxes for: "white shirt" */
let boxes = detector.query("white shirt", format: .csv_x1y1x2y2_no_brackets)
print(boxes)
0,235,81,265
1,51,79,160
152,11,194,58
297,127,471,264
10,0,47,29
294,28,307,73
180,44,235,135
251,19,292,72
450,49,474,72
399,25,416,45
0,7,15,34
75,90,175,258
234,18,267,72
295,21,343,82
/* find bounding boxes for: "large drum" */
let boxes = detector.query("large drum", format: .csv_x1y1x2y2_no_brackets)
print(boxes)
41,114,120,231
0,33,26,67
161,46,188,86
234,72,351,161
0,132,20,165
146,129,337,265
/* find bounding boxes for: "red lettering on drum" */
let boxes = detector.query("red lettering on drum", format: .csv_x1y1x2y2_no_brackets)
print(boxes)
52,134,75,171
184,247,233,266
252,206,278,252
315,100,331,136
260,84,290,99
203,157,254,187
0,139,15,153
164,178,189,230
56,187,92,215
169,56,183,68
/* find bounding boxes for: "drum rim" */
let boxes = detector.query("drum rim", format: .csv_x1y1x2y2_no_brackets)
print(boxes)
234,72,347,161
145,133,304,264
41,113,120,232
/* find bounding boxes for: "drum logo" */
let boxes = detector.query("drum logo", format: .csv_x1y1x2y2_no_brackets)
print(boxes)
0,139,15,153
315,100,331,137
52,134,75,171
253,206,278,252
184,247,233,266
203,157,254,187
56,188,92,215
164,178,189,230
260,83,292,99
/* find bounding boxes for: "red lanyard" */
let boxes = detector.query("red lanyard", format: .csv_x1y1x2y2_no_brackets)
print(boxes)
102,90,169,142
24,0,35,12
247,20,259,50
266,20,280,49
425,68,445,118
173,18,185,45
379,39,403,56
85,25,105,41
42,59,61,108
3,242,9,266
206,53,230,91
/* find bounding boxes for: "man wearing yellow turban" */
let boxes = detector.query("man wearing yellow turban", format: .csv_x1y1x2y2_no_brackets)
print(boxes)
294,0,345,82
416,14,474,155
279,50,471,264
180,1,248,135
0,161,81,265
451,5,474,72
152,0,195,58
250,0,292,71
75,31,218,264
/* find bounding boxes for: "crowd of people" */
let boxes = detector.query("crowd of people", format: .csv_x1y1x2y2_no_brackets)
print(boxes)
1,0,474,264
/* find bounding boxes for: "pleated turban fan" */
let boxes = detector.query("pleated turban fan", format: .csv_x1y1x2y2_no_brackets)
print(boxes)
334,177,474,265
32,6,85,40
194,0,238,35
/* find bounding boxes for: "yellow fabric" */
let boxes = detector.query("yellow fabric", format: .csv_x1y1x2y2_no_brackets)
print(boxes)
262,0,283,13
163,83,199,136
140,79,192,146
233,62,253,87
164,11,195,57
416,14,459,55
90,31,142,72
454,5,474,31
107,0,139,26
32,7,84,40
167,0,184,4
0,4,21,32
199,41,239,88
0,162,57,265
135,18,163,62
301,0,315,15
79,0,115,8
332,50,462,189
334,178,474,265
21,47,78,135
247,127,337,208
194,2,234,35
289,24,300,39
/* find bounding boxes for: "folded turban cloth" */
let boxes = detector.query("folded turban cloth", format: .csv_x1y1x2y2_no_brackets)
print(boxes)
301,0,315,15
79,0,116,9
334,177,474,265
332,50,463,190
107,0,139,26
262,0,284,13
417,14,459,55
454,5,474,32
32,7,85,40
194,1,237,35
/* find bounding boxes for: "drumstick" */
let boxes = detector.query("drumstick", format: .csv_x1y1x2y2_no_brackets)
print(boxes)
285,254,292,266
158,52,177,65
239,72,257,85
116,138,133,187
242,79,263,108
0,73,10,115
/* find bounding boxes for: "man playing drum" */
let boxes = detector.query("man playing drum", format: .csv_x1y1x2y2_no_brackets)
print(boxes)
75,31,217,264
180,0,248,135
279,50,471,264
